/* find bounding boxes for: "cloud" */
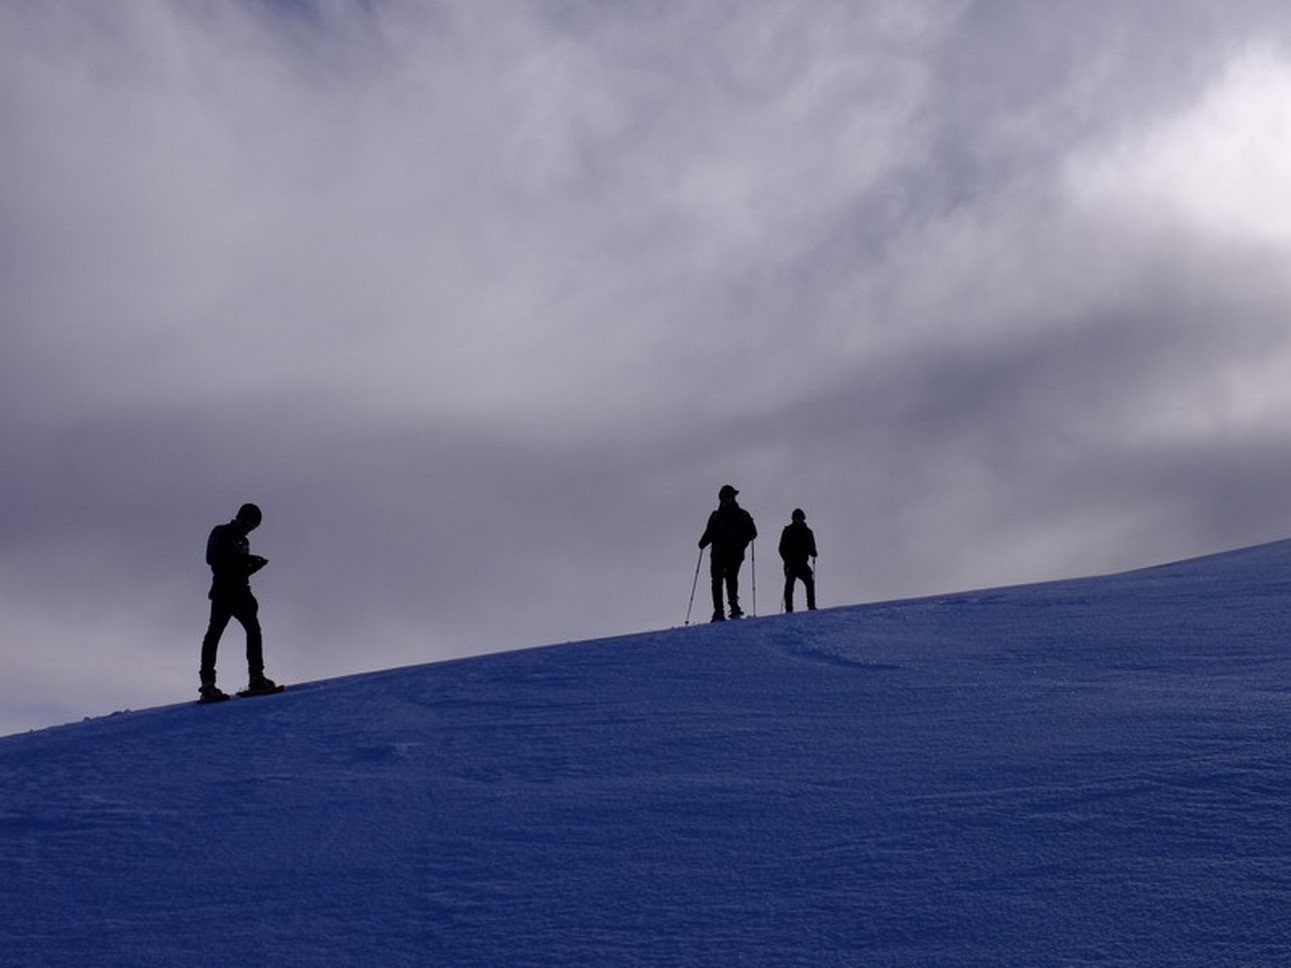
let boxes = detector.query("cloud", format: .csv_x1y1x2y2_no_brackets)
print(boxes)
1070,42,1291,247
4,0,956,433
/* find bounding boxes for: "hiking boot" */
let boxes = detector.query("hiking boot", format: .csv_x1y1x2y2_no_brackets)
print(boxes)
711,611,726,622
198,684,230,703
245,675,278,694
729,606,744,619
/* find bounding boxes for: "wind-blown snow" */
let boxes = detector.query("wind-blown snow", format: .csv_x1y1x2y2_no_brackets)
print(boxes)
4,541,1291,966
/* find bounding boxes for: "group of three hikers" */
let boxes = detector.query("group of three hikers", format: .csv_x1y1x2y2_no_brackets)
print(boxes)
196,487,817,702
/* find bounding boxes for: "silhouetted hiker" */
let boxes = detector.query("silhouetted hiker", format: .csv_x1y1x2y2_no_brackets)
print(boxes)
198,503,276,702
698,484,758,622
778,508,817,613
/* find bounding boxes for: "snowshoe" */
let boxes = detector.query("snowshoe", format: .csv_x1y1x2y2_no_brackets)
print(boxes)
237,677,284,698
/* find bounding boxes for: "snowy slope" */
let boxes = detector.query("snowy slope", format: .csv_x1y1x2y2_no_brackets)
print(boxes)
4,541,1291,967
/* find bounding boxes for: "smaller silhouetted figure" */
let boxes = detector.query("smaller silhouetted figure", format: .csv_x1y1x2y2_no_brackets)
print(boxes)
198,503,275,701
778,508,817,613
698,484,758,622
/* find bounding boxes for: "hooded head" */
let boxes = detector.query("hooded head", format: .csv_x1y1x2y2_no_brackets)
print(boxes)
791,508,806,522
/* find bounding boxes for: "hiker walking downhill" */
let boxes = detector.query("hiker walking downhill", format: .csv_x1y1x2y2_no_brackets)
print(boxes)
198,503,277,702
698,484,758,622
778,508,817,612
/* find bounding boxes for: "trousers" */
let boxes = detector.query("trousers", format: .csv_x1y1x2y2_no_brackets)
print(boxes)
200,590,263,683
710,548,745,614
783,561,815,612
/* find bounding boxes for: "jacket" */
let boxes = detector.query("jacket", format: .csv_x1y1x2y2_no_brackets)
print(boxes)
699,502,758,555
778,521,817,567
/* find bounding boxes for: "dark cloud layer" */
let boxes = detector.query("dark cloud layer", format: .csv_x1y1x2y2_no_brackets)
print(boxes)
6,1,1291,733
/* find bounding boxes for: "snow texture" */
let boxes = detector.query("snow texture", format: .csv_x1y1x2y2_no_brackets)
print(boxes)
4,540,1291,966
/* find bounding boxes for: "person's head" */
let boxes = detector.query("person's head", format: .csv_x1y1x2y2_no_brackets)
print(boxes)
718,484,738,503
791,507,806,522
234,503,263,533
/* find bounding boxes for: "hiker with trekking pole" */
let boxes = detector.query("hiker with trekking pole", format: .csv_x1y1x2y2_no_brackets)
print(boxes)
696,484,758,623
778,507,818,612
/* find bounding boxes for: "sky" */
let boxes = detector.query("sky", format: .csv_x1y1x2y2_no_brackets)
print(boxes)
5,0,1291,734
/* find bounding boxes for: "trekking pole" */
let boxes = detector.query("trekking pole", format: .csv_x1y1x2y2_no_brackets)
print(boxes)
750,540,757,617
684,548,704,626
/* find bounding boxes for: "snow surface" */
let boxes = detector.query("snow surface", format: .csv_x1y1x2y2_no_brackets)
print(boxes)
4,540,1291,967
